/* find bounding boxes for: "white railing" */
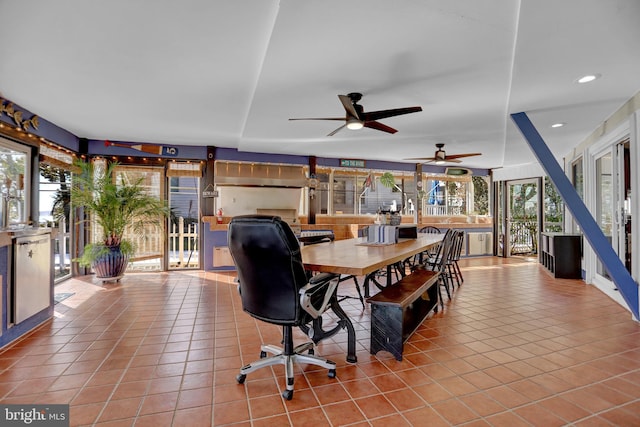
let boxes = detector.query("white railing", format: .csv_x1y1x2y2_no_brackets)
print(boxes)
44,217,72,281
95,216,199,269
129,224,162,258
168,217,199,267
424,204,447,216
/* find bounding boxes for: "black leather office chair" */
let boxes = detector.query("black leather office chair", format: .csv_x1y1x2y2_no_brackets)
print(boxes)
228,215,338,400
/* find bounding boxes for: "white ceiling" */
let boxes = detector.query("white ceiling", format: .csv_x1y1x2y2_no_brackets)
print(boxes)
1,0,639,170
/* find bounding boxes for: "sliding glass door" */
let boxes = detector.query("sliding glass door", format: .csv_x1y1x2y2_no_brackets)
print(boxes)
589,137,632,288
168,175,200,270
114,165,166,272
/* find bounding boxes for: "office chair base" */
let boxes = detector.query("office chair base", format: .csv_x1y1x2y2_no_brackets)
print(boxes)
237,341,337,400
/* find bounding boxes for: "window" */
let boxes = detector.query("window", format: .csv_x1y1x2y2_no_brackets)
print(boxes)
572,158,584,200
571,158,583,234
313,169,416,216
39,143,76,281
312,169,489,218
544,176,563,232
39,163,72,281
422,174,488,217
471,176,489,215
0,136,30,227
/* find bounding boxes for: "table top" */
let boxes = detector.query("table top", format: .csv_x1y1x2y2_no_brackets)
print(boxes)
301,234,443,276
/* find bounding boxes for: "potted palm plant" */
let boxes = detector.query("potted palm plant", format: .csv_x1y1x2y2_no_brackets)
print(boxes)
71,159,169,281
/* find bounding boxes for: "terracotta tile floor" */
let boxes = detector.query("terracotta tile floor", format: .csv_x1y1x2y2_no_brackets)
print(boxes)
1,256,639,426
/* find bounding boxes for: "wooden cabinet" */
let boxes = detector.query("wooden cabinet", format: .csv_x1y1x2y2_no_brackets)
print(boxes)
540,233,582,278
213,246,234,267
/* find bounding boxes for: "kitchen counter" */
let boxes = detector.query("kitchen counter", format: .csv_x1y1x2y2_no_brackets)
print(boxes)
0,227,52,247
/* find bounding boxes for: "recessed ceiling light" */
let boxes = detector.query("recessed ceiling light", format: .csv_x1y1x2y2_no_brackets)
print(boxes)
576,74,600,84
551,123,565,128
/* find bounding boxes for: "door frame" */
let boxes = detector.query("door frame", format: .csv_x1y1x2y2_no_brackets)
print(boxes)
500,178,542,257
167,174,201,270
584,120,631,306
113,164,167,271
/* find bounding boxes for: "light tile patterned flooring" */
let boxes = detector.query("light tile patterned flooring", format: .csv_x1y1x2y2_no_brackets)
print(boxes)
1,257,639,426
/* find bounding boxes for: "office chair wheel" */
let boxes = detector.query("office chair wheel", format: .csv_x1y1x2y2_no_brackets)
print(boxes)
282,389,294,400
236,374,246,384
260,351,267,358
328,369,336,378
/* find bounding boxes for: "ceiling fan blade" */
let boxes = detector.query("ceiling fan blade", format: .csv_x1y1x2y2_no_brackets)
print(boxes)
289,117,344,121
404,156,437,161
363,106,422,121
327,124,347,136
364,121,397,134
404,156,463,163
445,153,482,159
338,94,360,119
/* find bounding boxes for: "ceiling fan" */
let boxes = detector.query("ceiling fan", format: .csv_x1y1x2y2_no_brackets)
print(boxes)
289,92,422,136
406,143,482,164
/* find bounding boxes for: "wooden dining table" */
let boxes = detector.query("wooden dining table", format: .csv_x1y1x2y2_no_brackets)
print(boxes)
303,233,444,292
300,233,444,363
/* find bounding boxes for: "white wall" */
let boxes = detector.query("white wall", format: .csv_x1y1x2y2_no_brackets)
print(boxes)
491,162,544,181
217,186,303,217
565,92,640,316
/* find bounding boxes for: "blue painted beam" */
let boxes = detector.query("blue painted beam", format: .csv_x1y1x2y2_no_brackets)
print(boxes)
511,112,638,320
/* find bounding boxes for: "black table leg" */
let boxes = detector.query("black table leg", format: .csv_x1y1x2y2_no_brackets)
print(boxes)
299,291,358,363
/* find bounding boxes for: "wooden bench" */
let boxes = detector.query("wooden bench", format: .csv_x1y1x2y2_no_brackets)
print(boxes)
367,269,440,361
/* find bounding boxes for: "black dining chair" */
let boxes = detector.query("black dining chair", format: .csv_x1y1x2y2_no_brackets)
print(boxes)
408,225,442,268
417,228,456,303
228,215,339,400
446,230,465,289
420,225,442,234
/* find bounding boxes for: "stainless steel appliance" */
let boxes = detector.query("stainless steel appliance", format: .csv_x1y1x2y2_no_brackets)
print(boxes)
13,233,51,324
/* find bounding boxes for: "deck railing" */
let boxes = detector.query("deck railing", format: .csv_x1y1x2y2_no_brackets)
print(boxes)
168,217,199,268
126,216,199,269
509,219,537,254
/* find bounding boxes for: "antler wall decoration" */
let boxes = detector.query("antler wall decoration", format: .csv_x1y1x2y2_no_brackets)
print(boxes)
0,97,39,131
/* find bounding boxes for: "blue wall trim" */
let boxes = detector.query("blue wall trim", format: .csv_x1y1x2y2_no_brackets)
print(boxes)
0,98,79,150
215,147,308,165
86,139,208,159
511,112,638,320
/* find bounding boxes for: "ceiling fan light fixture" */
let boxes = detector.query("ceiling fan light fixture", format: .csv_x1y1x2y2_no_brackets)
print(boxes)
576,73,600,84
445,167,472,176
346,117,364,130
435,160,445,165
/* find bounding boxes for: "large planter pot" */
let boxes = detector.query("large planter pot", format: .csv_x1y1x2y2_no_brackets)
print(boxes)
92,245,129,281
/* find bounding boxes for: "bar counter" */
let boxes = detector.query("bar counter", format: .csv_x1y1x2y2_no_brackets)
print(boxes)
203,215,493,271
203,214,492,240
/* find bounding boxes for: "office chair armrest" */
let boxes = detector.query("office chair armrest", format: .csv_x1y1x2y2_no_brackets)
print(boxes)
299,273,340,319
309,272,339,284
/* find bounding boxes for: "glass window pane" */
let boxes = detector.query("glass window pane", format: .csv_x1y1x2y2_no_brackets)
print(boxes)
168,175,199,269
39,164,72,281
595,153,613,278
0,137,29,227
544,176,563,232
